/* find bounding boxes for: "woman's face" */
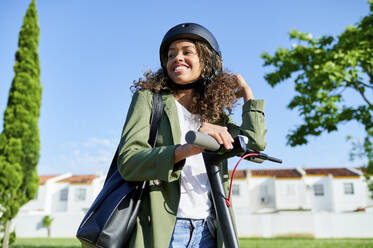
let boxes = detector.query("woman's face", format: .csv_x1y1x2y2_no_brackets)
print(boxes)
166,39,202,85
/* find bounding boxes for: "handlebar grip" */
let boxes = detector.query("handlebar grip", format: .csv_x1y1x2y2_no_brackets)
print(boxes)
266,156,282,163
246,157,264,163
185,131,221,151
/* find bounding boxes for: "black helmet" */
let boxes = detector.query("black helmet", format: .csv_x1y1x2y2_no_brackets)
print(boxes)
159,23,221,70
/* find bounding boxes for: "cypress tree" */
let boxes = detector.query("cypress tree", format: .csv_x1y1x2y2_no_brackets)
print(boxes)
0,0,42,246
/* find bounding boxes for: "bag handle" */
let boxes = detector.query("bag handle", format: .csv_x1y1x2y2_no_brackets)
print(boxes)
105,92,163,184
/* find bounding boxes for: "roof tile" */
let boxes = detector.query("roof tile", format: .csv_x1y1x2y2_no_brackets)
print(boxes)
39,175,59,185
305,168,359,177
228,170,247,179
57,175,97,184
251,169,302,178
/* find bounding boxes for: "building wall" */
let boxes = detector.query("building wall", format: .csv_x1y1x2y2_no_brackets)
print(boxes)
246,177,276,213
13,211,373,238
303,176,333,212
230,179,250,215
332,178,366,212
51,183,69,212
365,176,373,212
66,181,103,214
13,212,85,238
13,169,373,238
274,179,306,210
236,212,373,238
67,184,93,214
21,185,47,212
313,212,373,238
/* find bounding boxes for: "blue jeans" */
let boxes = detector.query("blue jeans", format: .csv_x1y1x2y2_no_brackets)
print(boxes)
169,218,217,248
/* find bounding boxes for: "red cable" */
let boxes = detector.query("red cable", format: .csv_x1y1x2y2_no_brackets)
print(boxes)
225,153,258,207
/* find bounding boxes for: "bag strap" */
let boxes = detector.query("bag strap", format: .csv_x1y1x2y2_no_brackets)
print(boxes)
105,92,163,184
148,91,163,147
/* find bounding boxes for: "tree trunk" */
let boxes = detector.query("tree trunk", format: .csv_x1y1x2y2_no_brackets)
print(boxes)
2,219,11,248
47,226,51,237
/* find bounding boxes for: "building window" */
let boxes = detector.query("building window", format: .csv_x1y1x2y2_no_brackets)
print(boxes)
313,184,324,196
344,183,354,195
60,188,68,201
260,185,268,195
232,184,240,196
75,188,87,201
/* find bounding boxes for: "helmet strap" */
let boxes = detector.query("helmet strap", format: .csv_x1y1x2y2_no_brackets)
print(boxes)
212,51,218,76
167,78,203,90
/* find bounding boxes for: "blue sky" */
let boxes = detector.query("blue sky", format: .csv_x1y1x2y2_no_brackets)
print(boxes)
0,0,370,175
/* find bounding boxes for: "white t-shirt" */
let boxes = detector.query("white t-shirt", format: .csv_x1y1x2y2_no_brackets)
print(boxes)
175,99,212,219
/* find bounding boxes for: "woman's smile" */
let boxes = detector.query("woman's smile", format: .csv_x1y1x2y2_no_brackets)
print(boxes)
173,64,189,73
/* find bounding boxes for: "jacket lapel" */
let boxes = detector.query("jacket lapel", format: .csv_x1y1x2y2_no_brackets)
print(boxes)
162,94,181,145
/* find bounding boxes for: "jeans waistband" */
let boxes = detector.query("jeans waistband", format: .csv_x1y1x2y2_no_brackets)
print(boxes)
175,217,205,228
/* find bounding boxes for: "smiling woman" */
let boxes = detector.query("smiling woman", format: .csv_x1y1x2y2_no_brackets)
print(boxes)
132,38,248,123
114,23,267,248
166,40,202,86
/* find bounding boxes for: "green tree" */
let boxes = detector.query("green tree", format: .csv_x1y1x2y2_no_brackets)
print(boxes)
0,1,42,247
42,215,53,237
261,1,373,193
0,231,16,247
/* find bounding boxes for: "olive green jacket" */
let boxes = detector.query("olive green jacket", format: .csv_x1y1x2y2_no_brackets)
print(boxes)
117,89,266,248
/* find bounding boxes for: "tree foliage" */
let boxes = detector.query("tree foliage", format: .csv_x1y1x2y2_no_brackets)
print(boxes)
0,0,42,245
42,215,53,237
261,1,373,192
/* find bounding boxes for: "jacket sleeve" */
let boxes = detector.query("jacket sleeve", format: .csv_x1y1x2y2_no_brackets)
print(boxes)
117,90,182,182
225,99,267,151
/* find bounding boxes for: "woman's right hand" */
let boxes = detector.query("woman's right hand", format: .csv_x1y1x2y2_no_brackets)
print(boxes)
174,144,204,163
174,123,234,163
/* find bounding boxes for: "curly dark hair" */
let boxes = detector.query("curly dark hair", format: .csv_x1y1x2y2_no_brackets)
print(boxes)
131,41,240,122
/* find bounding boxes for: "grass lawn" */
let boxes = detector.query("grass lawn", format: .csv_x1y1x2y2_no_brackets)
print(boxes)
10,237,373,248
10,238,81,248
240,237,373,248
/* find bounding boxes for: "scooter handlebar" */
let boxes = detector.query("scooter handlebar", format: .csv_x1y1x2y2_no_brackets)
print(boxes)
185,131,282,164
185,130,221,151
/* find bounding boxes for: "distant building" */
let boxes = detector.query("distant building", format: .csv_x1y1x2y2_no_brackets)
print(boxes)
230,167,373,214
13,167,373,237
20,173,105,215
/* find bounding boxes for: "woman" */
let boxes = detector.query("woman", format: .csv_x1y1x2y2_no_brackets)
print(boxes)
118,23,266,248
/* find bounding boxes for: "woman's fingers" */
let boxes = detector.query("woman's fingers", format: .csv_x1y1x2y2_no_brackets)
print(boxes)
199,122,234,150
234,74,254,101
209,131,223,145
220,132,234,150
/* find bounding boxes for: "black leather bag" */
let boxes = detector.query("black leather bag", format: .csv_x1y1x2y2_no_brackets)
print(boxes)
76,92,163,248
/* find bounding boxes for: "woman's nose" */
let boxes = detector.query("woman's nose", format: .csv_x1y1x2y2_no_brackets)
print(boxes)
174,53,184,61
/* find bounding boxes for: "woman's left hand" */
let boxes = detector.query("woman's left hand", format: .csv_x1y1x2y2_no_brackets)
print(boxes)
199,122,234,150
234,74,255,102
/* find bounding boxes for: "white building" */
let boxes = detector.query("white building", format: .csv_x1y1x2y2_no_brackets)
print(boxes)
13,173,105,237
21,173,105,215
230,167,371,214
12,167,373,238
229,167,373,238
